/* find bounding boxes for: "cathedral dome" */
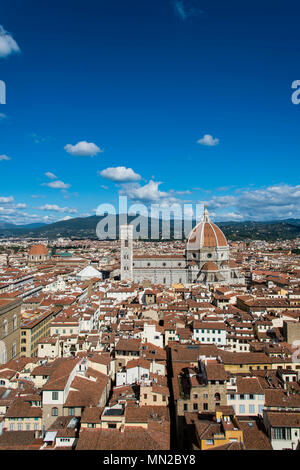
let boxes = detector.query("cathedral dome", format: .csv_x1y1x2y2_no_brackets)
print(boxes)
28,244,49,256
186,207,227,251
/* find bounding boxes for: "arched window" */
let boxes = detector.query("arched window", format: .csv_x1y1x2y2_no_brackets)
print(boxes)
1,349,6,365
52,407,58,416
214,393,221,401
2,319,8,338
13,314,17,331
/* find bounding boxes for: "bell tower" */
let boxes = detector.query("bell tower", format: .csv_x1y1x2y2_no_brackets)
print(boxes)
120,224,133,281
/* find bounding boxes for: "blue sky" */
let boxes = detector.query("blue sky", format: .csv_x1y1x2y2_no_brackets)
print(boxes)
1,0,300,225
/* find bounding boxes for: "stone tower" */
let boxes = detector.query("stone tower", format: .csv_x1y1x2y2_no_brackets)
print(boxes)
120,224,133,281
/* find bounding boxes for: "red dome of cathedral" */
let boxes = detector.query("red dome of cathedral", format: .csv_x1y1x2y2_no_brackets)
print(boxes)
186,207,227,250
28,244,49,256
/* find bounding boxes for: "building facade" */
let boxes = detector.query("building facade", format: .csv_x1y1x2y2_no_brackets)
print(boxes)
0,296,22,364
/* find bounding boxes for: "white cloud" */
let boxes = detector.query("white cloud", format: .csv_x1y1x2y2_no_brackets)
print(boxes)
203,184,300,221
0,196,14,203
120,180,168,203
0,154,11,161
197,134,219,147
45,172,57,180
119,180,180,204
99,166,141,182
0,113,6,119
214,212,244,221
235,184,300,219
29,133,54,144
31,194,45,199
38,204,78,214
0,25,20,58
0,207,15,214
197,134,219,146
0,209,62,225
174,0,187,19
205,195,236,211
170,189,191,195
0,197,28,223
64,141,103,157
43,180,71,189
173,1,204,20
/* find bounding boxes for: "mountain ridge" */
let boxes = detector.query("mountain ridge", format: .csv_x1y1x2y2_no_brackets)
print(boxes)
0,215,300,242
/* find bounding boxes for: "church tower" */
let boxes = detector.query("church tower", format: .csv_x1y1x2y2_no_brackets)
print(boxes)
120,224,133,281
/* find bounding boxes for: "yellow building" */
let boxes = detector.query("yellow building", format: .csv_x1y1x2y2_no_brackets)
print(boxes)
4,398,42,432
185,406,244,450
220,351,272,374
20,307,61,357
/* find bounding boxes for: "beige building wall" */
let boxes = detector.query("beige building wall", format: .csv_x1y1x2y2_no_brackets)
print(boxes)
0,298,22,364
4,416,42,431
283,321,300,344
177,382,227,416
140,386,168,406
42,403,64,430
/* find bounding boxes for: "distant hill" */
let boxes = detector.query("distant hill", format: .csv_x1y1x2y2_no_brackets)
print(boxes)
0,221,47,230
0,214,300,242
0,222,16,229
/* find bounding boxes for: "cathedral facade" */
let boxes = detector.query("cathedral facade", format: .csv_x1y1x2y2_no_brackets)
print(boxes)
120,208,244,287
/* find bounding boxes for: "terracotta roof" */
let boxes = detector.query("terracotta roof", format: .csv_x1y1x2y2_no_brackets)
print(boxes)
28,244,49,256
266,411,300,427
201,262,219,271
5,398,42,418
0,431,43,450
125,404,169,423
64,372,109,407
235,376,264,394
81,406,103,423
229,260,238,268
205,363,227,381
238,420,272,450
42,358,80,391
75,427,168,450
